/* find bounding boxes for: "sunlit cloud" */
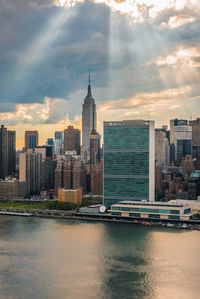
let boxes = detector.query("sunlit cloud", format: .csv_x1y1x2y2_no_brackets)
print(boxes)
55,0,200,22
97,85,199,133
156,47,200,68
161,14,196,29
98,85,192,114
0,97,80,127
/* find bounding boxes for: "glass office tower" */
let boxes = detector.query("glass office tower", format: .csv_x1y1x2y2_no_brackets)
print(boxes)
103,120,155,207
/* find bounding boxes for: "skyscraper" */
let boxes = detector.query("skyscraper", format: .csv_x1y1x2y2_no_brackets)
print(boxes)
90,129,101,165
170,119,192,165
155,130,169,166
64,126,80,155
54,131,63,157
0,125,8,179
82,74,96,152
103,120,155,207
25,131,38,150
8,131,16,176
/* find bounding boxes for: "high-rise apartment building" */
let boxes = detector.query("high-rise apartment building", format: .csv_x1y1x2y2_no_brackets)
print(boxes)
82,75,96,151
64,126,80,155
0,125,8,179
19,152,42,194
103,120,155,207
25,131,38,150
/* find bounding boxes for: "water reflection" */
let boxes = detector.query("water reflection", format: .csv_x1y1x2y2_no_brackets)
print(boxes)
0,216,199,299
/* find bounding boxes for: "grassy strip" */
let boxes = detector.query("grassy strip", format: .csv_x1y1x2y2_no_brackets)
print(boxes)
0,197,103,211
0,201,76,210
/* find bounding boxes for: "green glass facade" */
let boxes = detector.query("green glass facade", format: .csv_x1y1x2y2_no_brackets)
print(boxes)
104,122,151,207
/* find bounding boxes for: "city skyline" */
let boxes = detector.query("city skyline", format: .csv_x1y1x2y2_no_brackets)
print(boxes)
0,1,200,149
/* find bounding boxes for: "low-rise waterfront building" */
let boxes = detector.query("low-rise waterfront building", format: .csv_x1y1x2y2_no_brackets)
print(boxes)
58,188,82,205
110,201,196,220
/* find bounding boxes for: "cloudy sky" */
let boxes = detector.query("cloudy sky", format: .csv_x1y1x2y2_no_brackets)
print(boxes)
0,0,200,148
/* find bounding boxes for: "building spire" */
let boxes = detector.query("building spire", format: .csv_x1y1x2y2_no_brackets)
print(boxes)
87,72,92,98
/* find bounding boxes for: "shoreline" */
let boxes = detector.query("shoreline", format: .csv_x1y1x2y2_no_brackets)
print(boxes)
0,208,200,230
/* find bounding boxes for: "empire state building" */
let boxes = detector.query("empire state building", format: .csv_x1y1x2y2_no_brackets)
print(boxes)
82,74,97,152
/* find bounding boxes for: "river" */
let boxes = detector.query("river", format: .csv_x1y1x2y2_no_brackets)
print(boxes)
0,216,200,299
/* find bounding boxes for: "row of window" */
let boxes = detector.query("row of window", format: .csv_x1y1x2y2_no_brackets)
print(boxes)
112,206,181,214
104,152,149,176
104,178,149,198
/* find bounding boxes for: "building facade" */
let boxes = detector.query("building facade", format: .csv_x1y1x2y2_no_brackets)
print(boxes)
110,201,195,220
90,160,103,195
58,188,82,205
0,179,27,200
103,120,155,207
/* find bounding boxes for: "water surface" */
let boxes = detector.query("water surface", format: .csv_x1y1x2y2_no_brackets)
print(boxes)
0,216,199,299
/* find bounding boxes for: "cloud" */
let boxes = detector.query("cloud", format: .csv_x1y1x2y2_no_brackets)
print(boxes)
0,0,200,144
97,85,200,132
0,97,80,126
98,85,192,112
161,14,196,28
156,47,200,68
56,0,200,23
